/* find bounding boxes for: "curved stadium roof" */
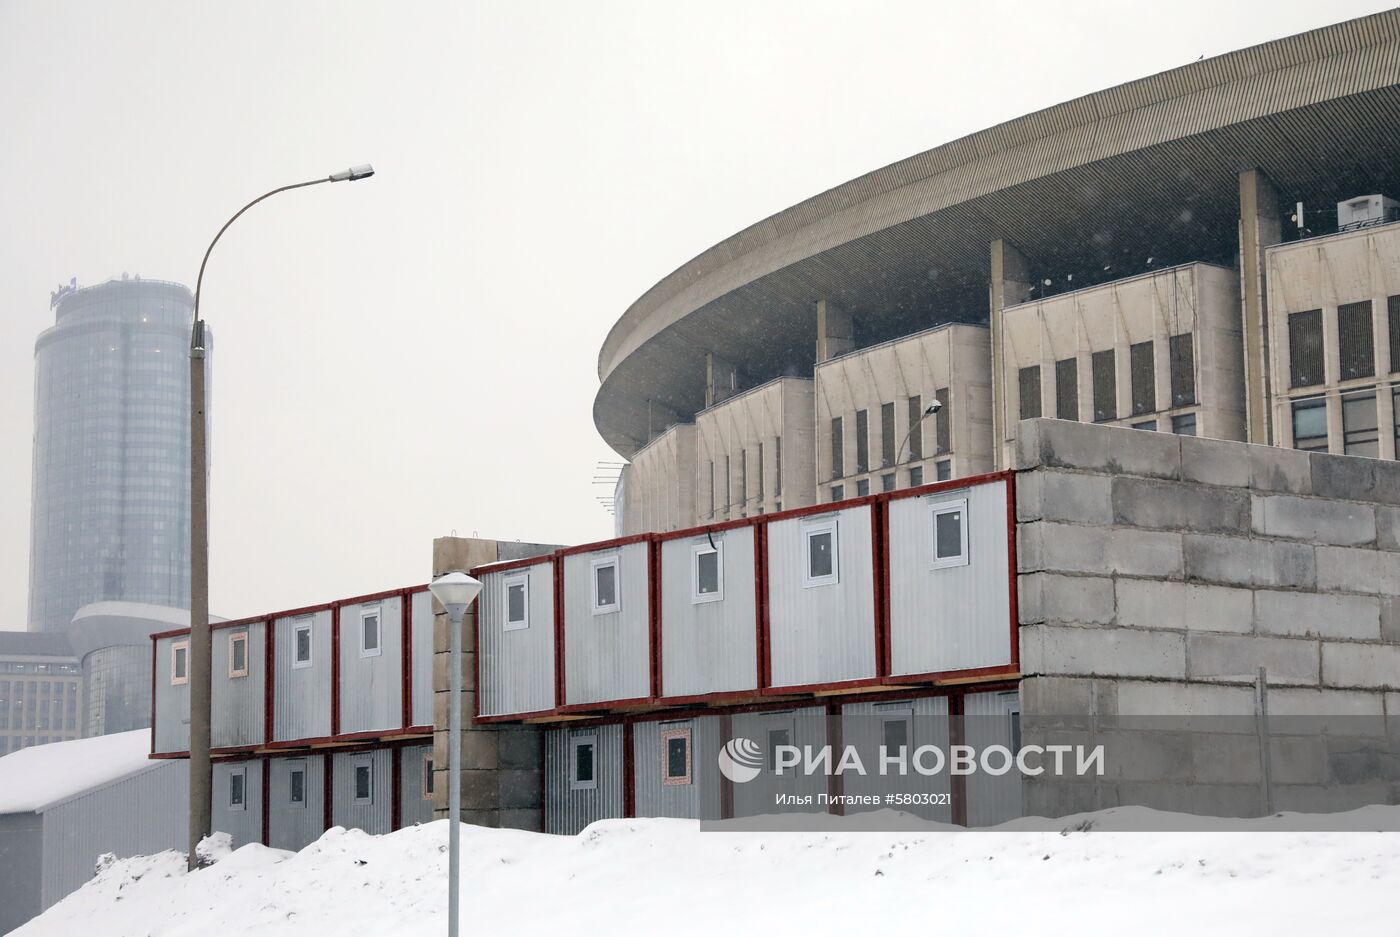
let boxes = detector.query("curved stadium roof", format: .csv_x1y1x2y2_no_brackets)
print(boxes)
595,10,1400,457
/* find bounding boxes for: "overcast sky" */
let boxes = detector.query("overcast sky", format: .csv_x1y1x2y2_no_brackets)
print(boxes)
0,0,1392,625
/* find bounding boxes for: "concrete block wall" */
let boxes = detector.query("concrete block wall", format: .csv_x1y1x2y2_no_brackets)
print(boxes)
431,537,558,830
1014,418,1400,814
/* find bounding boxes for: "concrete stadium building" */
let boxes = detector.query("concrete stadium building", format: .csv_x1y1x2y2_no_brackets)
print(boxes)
600,10,1400,534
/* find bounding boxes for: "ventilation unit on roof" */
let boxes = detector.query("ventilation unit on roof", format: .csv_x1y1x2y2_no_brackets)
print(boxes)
1337,194,1400,232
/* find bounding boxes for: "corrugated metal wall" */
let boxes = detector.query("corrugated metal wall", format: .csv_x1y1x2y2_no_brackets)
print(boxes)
766,507,876,688
211,759,263,848
631,716,715,820
730,706,828,819
410,590,433,727
212,621,266,748
0,813,42,934
562,543,650,705
887,480,1013,676
658,529,758,698
399,743,434,827
544,723,624,835
39,760,188,912
842,695,952,822
273,609,333,742
153,634,190,753
337,596,404,736
964,689,1023,827
479,563,556,717
267,755,326,852
331,748,393,835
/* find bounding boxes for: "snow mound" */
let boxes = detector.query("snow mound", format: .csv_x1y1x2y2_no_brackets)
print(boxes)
13,812,1400,936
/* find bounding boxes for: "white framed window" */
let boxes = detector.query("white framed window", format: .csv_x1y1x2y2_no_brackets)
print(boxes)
352,760,374,805
422,753,435,801
802,520,839,587
360,607,382,658
170,640,189,685
591,556,620,615
228,631,249,678
929,497,969,569
292,619,314,670
503,574,529,631
661,725,692,785
766,725,793,773
288,761,307,807
691,541,723,603
229,766,247,810
874,703,914,758
570,735,598,790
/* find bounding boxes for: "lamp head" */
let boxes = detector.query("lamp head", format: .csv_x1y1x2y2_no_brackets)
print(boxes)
924,398,942,416
429,570,482,618
329,164,375,182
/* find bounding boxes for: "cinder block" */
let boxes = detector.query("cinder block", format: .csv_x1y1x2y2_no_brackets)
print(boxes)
1384,598,1400,644
1015,470,1114,525
1012,421,1046,471
1182,534,1315,589
1180,435,1250,488
1315,546,1400,595
1252,494,1377,546
459,768,502,810
498,808,543,832
497,725,543,770
1255,590,1380,641
498,769,543,809
1032,419,1182,479
1187,633,1320,686
1323,642,1400,689
1115,680,1256,716
1018,676,1118,717
1266,736,1330,786
1117,579,1252,633
1020,624,1185,679
1093,728,1193,781
1191,733,1262,785
1378,506,1400,552
1248,445,1312,495
1112,477,1249,533
461,728,500,770
1310,452,1400,506
1018,573,1115,625
1110,780,1261,818
432,648,475,695
1024,522,1181,578
1272,781,1394,814
1266,687,1386,719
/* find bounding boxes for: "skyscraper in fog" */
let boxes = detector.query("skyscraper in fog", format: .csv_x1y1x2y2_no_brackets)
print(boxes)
27,276,210,633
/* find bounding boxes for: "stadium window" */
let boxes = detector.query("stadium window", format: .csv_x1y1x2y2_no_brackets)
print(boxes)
830,484,844,502
1389,296,1400,374
934,388,951,453
1291,398,1328,451
855,409,870,474
1018,365,1042,420
1131,419,1157,431
504,574,529,631
1338,301,1375,381
1289,310,1324,388
1130,341,1155,415
1056,358,1079,420
774,437,782,496
1171,413,1196,437
830,418,844,479
908,466,923,487
803,520,839,587
881,402,896,467
661,726,692,785
930,498,969,569
906,396,923,461
692,541,723,603
935,459,951,481
1342,391,1379,457
757,442,765,500
591,556,620,614
856,479,870,497
1091,349,1116,422
1169,333,1196,407
881,473,895,492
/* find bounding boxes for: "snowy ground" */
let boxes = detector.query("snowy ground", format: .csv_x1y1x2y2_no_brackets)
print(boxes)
14,809,1400,937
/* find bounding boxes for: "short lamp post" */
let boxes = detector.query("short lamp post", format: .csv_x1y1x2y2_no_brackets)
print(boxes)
428,570,483,937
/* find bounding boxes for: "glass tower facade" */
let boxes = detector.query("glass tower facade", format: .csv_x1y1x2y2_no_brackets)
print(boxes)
28,277,210,633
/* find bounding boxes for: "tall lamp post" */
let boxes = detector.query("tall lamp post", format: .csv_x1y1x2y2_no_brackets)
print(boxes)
895,396,943,467
187,164,375,870
428,571,483,937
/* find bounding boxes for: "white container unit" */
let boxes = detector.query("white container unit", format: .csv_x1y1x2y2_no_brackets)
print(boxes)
561,541,651,707
477,559,556,718
657,526,759,700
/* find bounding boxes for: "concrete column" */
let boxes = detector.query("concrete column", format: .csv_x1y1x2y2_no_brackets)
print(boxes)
815,299,854,362
431,536,543,831
1239,169,1283,445
705,352,739,408
989,240,1032,468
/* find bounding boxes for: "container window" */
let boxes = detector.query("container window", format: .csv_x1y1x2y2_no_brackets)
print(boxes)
229,766,247,810
930,498,969,569
1289,309,1324,388
1342,391,1379,457
353,762,373,804
360,607,382,658
1018,366,1041,420
570,735,597,790
1291,398,1328,451
803,521,839,587
692,542,723,603
1169,333,1196,406
882,716,910,755
228,631,249,678
289,763,306,807
292,620,313,670
1129,341,1155,415
1091,349,1116,422
1338,301,1375,381
171,640,189,685
1055,358,1079,420
423,753,435,800
504,574,529,631
662,726,692,785
591,556,620,614
767,727,792,773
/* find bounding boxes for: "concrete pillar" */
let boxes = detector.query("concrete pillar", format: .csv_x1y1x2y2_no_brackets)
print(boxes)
705,352,739,408
815,299,854,362
1239,169,1283,445
431,536,543,831
989,239,1032,469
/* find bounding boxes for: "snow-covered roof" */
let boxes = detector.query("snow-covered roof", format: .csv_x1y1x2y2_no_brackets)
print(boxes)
0,730,156,814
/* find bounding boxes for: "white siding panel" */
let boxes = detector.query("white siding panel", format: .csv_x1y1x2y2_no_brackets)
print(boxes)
562,543,650,705
211,759,263,848
544,723,624,835
331,748,394,835
964,689,1023,827
479,563,556,717
399,743,435,827
212,621,266,749
273,610,333,743
841,695,952,822
411,590,434,727
338,596,404,736
152,634,190,754
658,529,758,698
267,755,326,852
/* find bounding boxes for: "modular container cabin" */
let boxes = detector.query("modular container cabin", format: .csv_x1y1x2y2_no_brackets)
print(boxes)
560,538,653,709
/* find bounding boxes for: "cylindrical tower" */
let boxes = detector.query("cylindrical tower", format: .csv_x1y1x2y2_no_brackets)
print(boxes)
28,277,210,632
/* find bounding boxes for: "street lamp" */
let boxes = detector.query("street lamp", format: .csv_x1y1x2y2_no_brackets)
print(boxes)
895,396,943,467
428,570,483,937
187,165,375,871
